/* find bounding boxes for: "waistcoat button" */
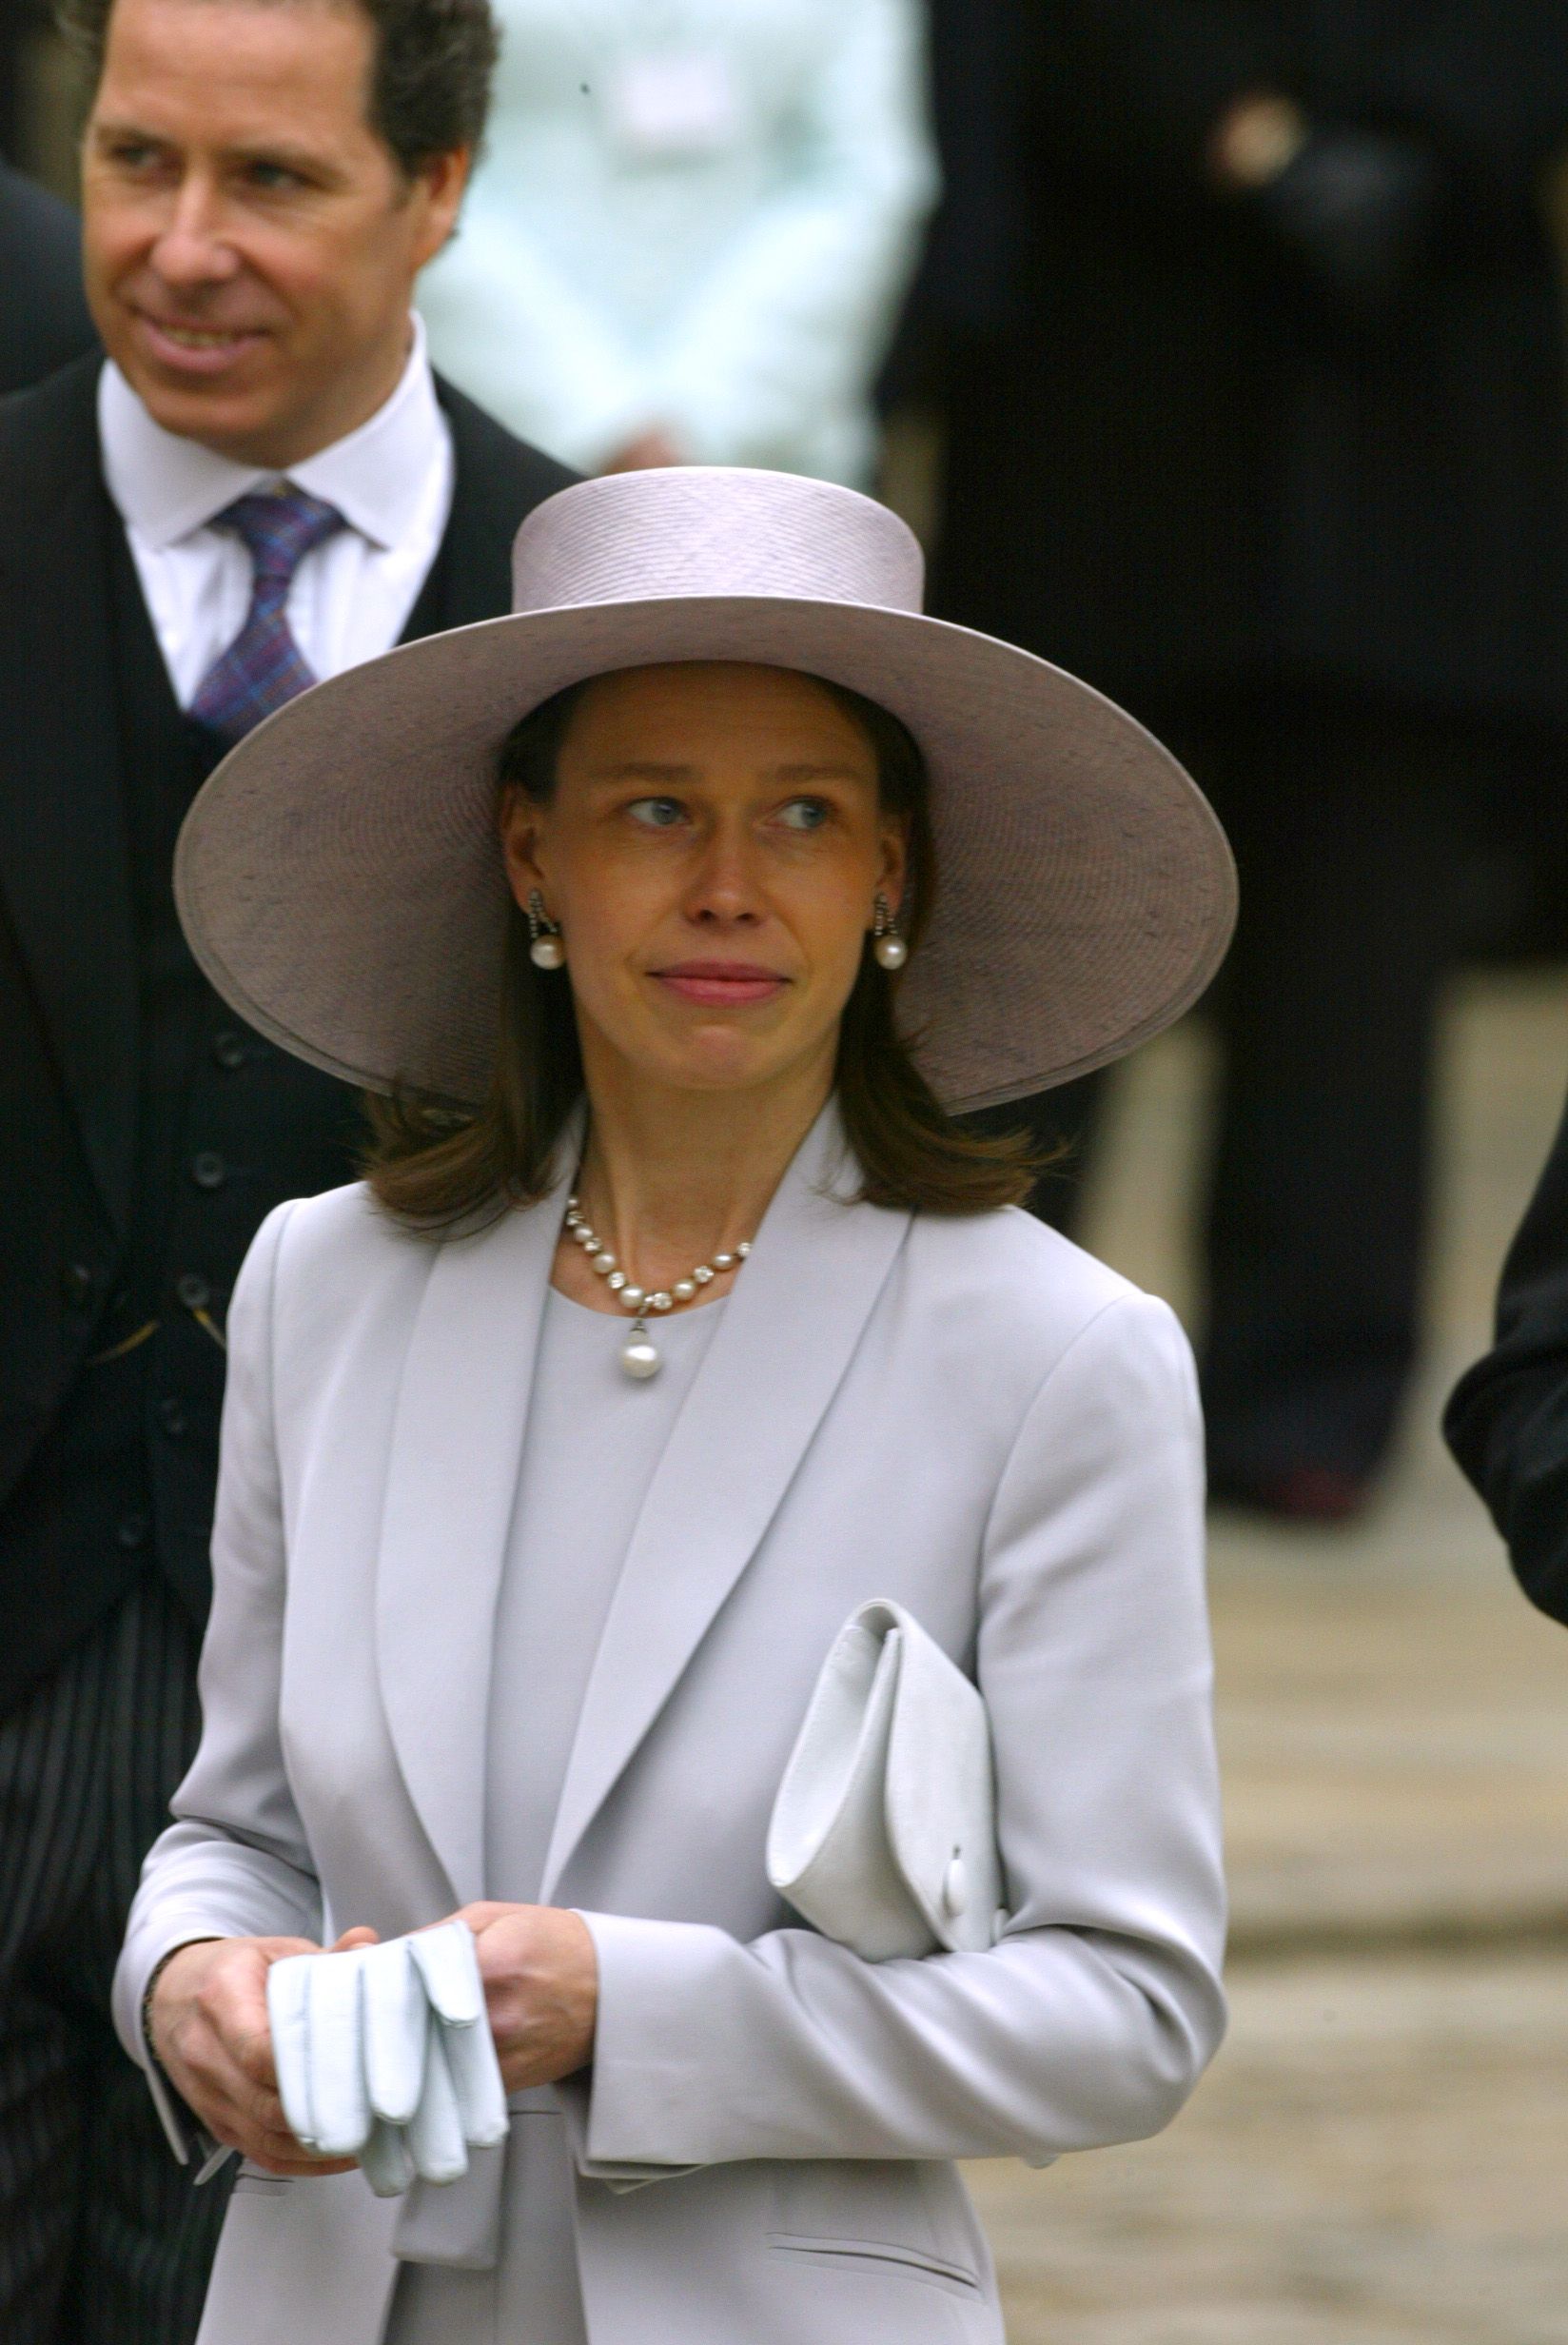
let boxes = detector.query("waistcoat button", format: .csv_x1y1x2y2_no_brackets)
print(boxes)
61,1261,94,1307
157,1397,188,1438
191,1152,227,1191
175,1272,211,1312
212,1030,247,1069
117,1511,149,1550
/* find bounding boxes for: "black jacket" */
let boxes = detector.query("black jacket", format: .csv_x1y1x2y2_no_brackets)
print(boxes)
930,2,1568,726
0,353,572,1706
1447,1090,1568,1625
0,162,96,394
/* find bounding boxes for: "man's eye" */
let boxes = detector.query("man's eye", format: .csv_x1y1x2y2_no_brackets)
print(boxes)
627,798,686,829
247,161,304,190
776,798,831,832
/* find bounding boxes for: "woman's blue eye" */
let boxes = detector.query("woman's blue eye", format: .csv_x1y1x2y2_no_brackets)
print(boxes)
777,798,830,832
628,798,686,829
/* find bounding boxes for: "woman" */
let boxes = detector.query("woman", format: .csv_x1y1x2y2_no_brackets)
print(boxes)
116,464,1235,2345
415,0,935,483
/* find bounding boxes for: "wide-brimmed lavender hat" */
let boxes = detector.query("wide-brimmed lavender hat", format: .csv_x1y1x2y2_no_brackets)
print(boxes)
174,466,1235,1113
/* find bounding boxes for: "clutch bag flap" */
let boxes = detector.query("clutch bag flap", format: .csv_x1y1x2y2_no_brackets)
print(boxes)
766,1600,1006,1961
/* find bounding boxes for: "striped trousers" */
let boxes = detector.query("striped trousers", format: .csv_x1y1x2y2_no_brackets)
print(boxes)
0,1571,230,2341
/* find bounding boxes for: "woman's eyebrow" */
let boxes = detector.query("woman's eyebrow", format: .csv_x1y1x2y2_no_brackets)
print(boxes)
769,762,868,783
583,760,866,784
586,761,698,782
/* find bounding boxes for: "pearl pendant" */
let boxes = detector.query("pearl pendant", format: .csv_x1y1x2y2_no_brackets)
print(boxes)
620,1323,661,1380
873,933,908,970
530,934,565,970
565,1187,755,1380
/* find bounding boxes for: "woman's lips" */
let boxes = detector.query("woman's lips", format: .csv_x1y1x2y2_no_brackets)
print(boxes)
653,962,789,1007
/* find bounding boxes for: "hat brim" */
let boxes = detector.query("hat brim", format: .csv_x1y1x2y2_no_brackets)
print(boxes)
174,594,1236,1113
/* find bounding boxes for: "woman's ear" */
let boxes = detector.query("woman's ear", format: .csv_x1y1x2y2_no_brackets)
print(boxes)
499,786,548,912
878,818,910,913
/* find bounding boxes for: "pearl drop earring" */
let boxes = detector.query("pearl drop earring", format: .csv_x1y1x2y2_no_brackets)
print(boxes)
526,888,565,970
872,893,907,971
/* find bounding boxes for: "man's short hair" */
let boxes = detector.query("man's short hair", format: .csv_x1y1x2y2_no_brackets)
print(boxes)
60,0,500,177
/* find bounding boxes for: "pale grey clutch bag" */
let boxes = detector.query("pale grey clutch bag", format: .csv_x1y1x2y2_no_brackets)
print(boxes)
767,1599,1008,1961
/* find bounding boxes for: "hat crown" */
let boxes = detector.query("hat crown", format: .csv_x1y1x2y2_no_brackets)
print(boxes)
510,466,926,620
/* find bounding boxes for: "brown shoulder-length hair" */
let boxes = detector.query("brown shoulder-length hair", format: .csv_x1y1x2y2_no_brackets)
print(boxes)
364,673,1041,1224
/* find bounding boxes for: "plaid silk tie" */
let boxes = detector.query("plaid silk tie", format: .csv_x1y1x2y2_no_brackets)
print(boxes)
188,487,345,747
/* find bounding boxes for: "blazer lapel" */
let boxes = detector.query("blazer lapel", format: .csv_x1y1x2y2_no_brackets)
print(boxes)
0,361,139,1230
540,1109,911,1902
375,1143,576,1907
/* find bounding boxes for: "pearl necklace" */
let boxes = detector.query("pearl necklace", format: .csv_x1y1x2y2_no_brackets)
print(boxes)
564,1195,753,1380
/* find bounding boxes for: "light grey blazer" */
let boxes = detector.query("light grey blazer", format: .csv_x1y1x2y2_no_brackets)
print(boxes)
115,1108,1226,2345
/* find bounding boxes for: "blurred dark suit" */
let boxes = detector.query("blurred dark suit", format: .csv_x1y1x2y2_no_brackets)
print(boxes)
1446,1092,1568,1623
0,162,95,393
927,1,1568,1501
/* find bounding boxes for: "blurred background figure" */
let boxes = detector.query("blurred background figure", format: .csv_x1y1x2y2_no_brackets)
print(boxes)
918,1,1568,1522
418,0,937,483
1,0,96,394
0,0,48,157
0,155,95,391
1446,1080,1568,1624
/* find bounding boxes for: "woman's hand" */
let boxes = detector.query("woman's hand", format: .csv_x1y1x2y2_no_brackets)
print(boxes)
148,1927,379,2177
450,1903,598,2093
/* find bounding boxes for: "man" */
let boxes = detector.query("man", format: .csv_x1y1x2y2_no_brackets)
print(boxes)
0,0,571,2331
922,1,1568,1518
0,159,96,391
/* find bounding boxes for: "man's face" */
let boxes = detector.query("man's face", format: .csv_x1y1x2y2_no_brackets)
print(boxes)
82,0,468,465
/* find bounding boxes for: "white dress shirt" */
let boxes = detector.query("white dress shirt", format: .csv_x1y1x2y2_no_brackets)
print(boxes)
98,317,455,708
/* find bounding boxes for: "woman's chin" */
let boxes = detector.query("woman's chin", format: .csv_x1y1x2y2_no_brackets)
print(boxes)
659,1052,795,1097
613,1031,817,1099
580,990,837,1101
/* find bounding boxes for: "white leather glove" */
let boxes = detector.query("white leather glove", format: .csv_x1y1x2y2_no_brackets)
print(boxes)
267,1921,508,2197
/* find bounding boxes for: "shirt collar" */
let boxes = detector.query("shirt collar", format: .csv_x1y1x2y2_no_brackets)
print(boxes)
98,314,445,553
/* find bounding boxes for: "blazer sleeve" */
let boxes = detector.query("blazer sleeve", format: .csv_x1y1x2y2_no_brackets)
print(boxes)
645,0,938,469
572,1290,1227,2175
1445,1086,1568,1626
112,1200,325,2147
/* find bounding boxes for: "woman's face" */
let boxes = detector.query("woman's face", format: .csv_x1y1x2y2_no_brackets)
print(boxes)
500,662,907,1102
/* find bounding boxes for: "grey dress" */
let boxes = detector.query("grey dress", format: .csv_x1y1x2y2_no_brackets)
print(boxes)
387,1287,725,2344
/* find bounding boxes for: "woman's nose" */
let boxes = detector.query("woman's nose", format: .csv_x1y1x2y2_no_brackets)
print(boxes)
684,833,765,924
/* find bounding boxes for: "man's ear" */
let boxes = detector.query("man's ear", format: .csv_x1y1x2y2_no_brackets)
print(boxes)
410,144,472,267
